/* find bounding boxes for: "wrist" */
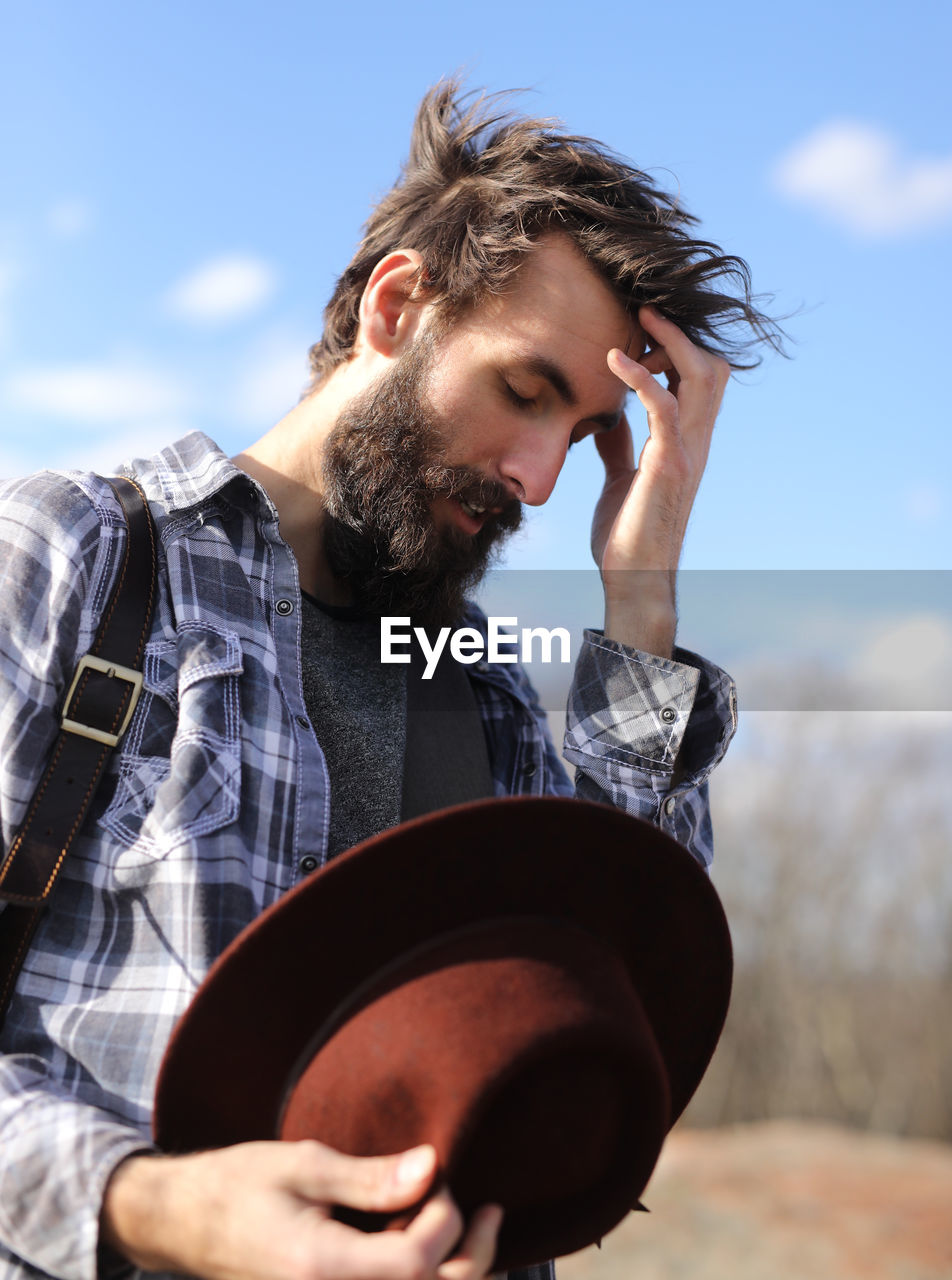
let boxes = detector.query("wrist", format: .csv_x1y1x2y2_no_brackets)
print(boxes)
601,568,677,657
603,602,677,659
100,1152,181,1273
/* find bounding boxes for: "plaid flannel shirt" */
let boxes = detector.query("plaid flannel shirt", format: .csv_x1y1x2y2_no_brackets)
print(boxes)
0,433,736,1280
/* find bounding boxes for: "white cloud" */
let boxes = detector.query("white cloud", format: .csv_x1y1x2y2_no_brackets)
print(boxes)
47,198,94,239
0,256,20,352
903,483,945,526
56,423,197,473
0,422,198,479
231,331,310,426
0,445,30,480
164,254,277,326
772,121,952,237
853,613,952,708
4,361,186,424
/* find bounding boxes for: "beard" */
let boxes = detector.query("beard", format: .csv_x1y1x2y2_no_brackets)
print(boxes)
320,333,524,630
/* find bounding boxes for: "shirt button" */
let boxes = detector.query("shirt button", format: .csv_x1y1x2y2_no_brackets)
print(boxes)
299,854,319,874
664,796,676,816
660,707,677,724
275,598,294,616
296,715,309,730
522,765,537,779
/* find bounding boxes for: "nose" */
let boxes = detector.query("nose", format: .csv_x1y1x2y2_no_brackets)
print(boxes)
498,436,568,507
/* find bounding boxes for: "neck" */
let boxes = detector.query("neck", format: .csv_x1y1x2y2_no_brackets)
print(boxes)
231,363,356,604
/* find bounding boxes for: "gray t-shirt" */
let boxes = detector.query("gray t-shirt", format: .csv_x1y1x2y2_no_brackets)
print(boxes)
299,592,406,859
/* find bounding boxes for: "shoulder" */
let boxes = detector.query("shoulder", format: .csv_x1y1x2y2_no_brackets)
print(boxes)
1,468,129,596
0,470,133,667
0,473,134,841
0,469,126,548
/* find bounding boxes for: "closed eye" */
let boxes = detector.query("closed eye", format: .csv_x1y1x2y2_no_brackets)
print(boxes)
503,382,537,410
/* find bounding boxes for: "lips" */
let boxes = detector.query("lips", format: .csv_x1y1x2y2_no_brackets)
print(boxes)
430,476,521,539
450,477,516,531
459,497,487,520
453,495,489,534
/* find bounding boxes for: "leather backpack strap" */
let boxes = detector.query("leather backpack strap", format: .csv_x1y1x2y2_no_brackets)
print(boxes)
401,637,494,821
0,476,157,1026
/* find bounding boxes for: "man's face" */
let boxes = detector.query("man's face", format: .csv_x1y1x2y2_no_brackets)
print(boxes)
321,331,523,629
422,233,639,520
321,234,637,628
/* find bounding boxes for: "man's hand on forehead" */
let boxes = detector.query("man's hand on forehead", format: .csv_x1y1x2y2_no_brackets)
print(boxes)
589,305,730,658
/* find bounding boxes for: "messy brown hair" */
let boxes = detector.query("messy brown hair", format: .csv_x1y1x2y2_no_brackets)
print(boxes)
308,80,783,385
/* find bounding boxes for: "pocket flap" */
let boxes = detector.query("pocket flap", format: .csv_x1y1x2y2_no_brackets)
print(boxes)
176,622,244,695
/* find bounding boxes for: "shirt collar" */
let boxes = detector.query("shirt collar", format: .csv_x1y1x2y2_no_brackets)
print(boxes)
139,431,269,516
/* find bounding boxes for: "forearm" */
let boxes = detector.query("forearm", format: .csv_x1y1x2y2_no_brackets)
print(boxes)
602,570,678,660
0,1057,155,1280
100,1150,217,1275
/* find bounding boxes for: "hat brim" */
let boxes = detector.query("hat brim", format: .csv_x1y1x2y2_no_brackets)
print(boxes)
155,796,731,1157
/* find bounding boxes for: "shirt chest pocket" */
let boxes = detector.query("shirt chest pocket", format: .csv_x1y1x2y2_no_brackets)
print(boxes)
98,621,244,863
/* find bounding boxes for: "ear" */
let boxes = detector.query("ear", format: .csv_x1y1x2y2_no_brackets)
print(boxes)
357,250,428,358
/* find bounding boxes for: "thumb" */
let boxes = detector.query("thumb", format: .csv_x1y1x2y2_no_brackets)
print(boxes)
290,1141,438,1213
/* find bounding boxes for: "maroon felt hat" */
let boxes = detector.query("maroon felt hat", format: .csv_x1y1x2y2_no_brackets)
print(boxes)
154,796,731,1269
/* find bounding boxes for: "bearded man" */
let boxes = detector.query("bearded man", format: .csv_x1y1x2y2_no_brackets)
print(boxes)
0,82,779,1280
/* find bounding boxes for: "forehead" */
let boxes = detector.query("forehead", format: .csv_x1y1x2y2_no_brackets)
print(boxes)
455,233,638,365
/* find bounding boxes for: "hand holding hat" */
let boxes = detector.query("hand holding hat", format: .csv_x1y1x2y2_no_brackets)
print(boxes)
154,796,732,1271
101,1134,503,1280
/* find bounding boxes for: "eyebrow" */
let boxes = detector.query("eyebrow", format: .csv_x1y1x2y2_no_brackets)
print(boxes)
520,354,624,432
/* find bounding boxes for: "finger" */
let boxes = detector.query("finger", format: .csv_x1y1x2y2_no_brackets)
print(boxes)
638,306,730,404
594,412,635,476
607,350,680,437
299,1213,455,1280
290,1140,438,1213
639,346,673,377
641,314,724,467
438,1205,504,1280
328,1189,464,1280
637,306,706,373
404,1187,466,1269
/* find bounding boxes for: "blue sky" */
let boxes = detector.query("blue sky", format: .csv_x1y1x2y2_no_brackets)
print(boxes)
1,0,950,604
4,2,952,967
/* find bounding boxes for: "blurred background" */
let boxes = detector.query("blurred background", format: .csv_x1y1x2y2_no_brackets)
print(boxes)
3,1,951,1274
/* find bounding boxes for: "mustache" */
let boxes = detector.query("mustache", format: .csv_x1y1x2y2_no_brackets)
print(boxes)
419,462,520,515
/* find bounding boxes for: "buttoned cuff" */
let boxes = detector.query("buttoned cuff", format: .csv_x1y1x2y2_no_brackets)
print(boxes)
565,630,736,781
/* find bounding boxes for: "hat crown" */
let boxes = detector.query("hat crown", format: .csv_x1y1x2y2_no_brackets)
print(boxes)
280,917,670,1261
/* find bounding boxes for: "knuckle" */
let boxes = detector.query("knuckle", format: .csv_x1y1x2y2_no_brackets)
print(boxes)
295,1138,329,1175
292,1258,321,1280
396,1241,431,1280
446,1200,465,1241
283,1235,326,1280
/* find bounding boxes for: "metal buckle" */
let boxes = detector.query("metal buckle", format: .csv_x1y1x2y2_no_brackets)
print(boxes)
61,655,143,748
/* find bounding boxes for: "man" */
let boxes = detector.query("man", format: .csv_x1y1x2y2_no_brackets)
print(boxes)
0,82,777,1280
